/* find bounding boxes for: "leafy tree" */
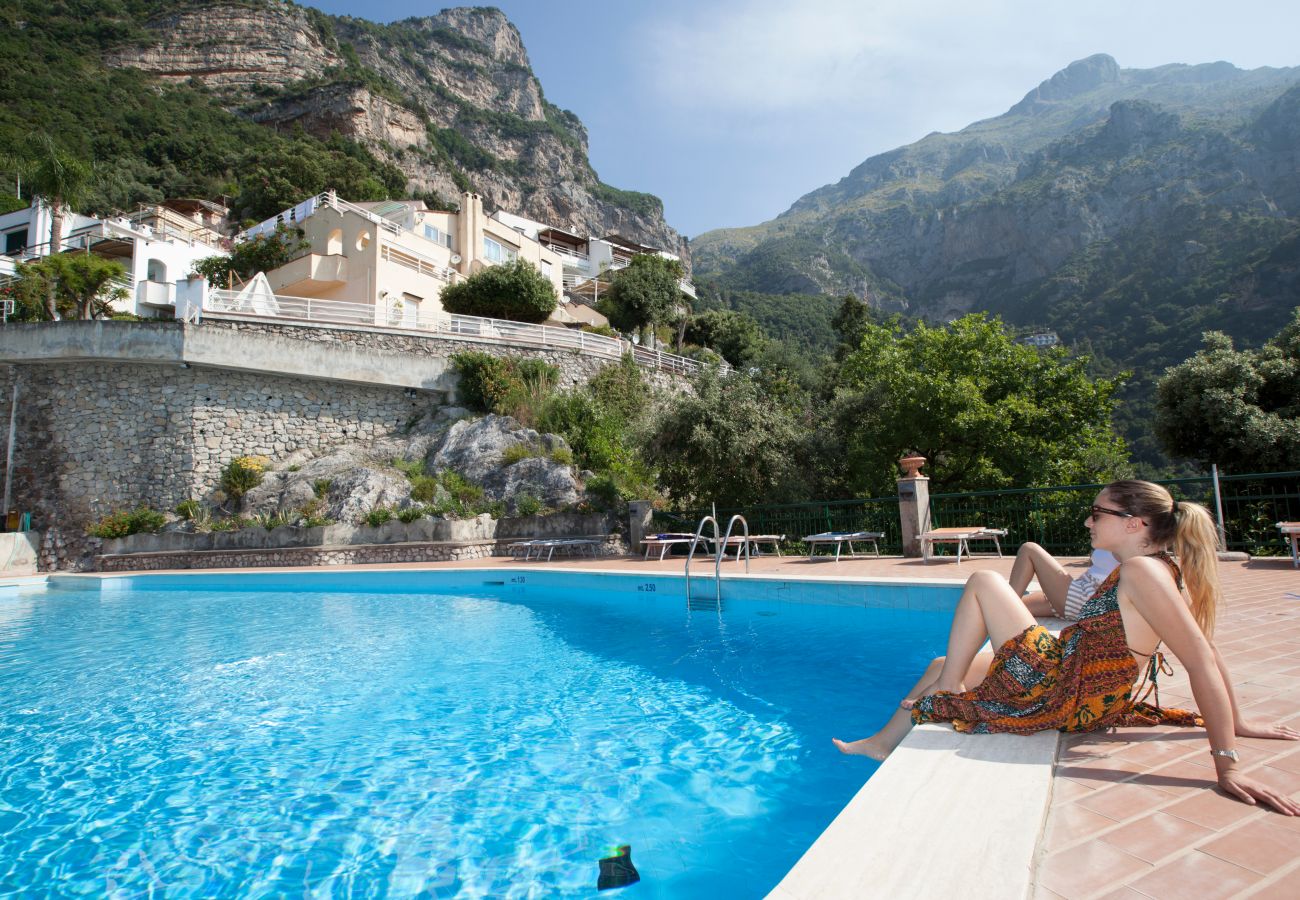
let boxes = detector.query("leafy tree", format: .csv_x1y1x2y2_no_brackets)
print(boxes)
194,224,308,286
231,135,406,222
439,259,557,323
684,309,766,367
1154,308,1300,472
823,313,1129,497
600,254,686,347
646,370,806,507
13,254,127,320
15,135,96,317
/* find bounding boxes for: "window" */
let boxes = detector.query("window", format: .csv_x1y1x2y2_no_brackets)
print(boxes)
326,228,343,255
423,224,452,249
4,228,28,255
146,259,167,282
483,236,517,264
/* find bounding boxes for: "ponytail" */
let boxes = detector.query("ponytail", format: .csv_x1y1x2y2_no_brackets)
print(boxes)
1104,481,1224,637
1171,501,1223,636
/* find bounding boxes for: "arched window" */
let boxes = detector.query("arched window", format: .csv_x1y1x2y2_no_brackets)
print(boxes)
356,230,372,251
146,259,167,282
326,228,343,255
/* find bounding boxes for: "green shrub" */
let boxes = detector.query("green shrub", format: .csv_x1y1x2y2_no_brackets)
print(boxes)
209,516,249,532
409,473,440,503
254,511,292,531
312,478,332,499
397,505,428,523
451,352,559,423
585,474,622,510
439,470,483,503
175,499,203,521
515,493,542,517
287,464,302,472
87,506,166,539
392,457,425,478
549,446,574,466
220,455,269,502
297,500,334,528
365,506,394,527
501,442,540,465
437,259,558,323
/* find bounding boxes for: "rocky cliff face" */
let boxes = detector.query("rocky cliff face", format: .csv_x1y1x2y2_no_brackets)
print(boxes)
106,2,684,256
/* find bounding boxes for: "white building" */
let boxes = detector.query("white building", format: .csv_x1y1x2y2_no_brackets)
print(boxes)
0,198,229,317
242,191,607,329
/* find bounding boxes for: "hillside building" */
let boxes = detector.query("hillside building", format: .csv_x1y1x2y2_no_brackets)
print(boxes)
0,198,229,317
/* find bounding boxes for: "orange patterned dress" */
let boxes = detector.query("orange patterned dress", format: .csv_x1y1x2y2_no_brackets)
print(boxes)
910,554,1202,734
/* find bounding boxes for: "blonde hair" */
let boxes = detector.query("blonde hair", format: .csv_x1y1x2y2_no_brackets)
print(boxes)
1104,480,1223,637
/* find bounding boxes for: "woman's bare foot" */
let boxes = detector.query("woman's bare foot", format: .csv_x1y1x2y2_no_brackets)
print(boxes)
899,679,965,710
832,737,889,761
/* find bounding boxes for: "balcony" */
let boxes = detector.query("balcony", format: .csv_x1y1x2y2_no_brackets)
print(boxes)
137,280,175,306
268,254,349,295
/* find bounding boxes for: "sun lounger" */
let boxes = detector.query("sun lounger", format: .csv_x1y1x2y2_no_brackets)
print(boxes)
804,531,884,561
510,538,603,561
642,533,698,560
1279,522,1300,568
716,534,787,559
921,527,1008,564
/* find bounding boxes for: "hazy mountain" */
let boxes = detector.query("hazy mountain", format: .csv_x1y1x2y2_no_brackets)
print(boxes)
692,54,1300,466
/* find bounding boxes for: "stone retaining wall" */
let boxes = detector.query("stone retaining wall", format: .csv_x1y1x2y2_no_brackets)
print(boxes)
0,320,683,571
96,535,627,572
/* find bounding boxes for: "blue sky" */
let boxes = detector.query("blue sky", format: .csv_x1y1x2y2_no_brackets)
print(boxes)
303,1,1300,239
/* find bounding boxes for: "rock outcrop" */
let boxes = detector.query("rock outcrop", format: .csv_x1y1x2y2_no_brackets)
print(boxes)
243,412,583,522
106,3,685,257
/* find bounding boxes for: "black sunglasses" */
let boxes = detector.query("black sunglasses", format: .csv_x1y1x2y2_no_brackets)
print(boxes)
1089,504,1134,519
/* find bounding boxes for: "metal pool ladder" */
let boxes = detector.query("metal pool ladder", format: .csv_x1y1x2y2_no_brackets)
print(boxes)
684,513,750,607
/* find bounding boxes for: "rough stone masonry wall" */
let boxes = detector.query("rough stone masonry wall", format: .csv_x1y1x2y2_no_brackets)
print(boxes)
201,318,686,393
0,361,423,570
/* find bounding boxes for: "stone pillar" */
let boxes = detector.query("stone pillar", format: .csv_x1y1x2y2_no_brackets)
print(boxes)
897,455,931,558
628,501,654,556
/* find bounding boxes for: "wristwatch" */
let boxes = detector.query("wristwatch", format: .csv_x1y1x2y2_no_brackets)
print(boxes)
1210,749,1240,762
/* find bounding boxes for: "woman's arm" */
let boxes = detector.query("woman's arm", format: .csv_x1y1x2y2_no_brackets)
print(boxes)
1121,558,1300,815
1211,642,1300,741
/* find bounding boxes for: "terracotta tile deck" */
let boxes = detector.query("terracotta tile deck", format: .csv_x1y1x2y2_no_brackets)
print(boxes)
80,549,1300,898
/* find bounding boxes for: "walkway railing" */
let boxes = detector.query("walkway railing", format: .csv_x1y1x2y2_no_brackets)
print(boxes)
204,288,718,377
658,496,902,554
929,471,1300,556
657,471,1300,558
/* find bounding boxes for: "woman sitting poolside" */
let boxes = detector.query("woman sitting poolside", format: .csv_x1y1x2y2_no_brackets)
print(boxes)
833,480,1300,815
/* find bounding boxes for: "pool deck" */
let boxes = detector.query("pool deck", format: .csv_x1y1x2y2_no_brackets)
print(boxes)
17,551,1300,898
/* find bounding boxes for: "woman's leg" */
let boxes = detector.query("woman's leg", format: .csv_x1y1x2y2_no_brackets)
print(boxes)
833,650,996,760
1009,542,1072,616
923,570,1038,696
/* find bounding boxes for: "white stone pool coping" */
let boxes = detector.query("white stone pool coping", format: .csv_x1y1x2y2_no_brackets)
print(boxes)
4,569,1065,898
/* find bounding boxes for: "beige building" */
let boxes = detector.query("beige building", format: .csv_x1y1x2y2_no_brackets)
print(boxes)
244,191,584,329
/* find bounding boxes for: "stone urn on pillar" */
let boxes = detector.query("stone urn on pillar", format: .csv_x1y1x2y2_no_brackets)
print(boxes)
899,455,927,478
897,454,931,558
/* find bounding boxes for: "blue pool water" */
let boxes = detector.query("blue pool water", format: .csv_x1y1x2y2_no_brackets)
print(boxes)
0,572,956,898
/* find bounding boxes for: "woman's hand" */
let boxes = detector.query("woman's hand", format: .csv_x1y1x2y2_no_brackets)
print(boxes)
1218,770,1300,815
1235,719,1300,741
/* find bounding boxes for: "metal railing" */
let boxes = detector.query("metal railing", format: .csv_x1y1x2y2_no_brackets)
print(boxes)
658,496,903,555
241,191,404,242
657,471,1300,558
379,244,456,282
928,471,1300,556
203,288,718,377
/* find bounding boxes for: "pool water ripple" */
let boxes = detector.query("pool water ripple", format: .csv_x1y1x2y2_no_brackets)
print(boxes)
0,582,950,897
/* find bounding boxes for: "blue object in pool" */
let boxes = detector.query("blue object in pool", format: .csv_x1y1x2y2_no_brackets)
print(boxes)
0,574,953,897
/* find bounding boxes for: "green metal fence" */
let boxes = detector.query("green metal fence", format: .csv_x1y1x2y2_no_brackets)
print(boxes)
928,470,1300,557
655,470,1300,558
652,496,904,555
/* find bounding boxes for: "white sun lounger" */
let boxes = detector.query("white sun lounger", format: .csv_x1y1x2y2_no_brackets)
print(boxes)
921,527,1007,564
1278,522,1300,568
804,531,884,561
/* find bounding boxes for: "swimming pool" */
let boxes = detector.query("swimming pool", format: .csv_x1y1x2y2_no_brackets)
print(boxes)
0,571,958,897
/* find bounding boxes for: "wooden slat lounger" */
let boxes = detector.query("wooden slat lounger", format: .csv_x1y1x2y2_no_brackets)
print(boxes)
804,531,884,561
921,527,1008,564
1278,522,1300,568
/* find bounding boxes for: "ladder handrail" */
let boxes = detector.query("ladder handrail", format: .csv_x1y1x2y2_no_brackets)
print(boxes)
718,514,750,584
685,515,719,603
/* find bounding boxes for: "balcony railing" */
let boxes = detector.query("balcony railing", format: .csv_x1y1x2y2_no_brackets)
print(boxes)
379,244,455,282
203,288,719,377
